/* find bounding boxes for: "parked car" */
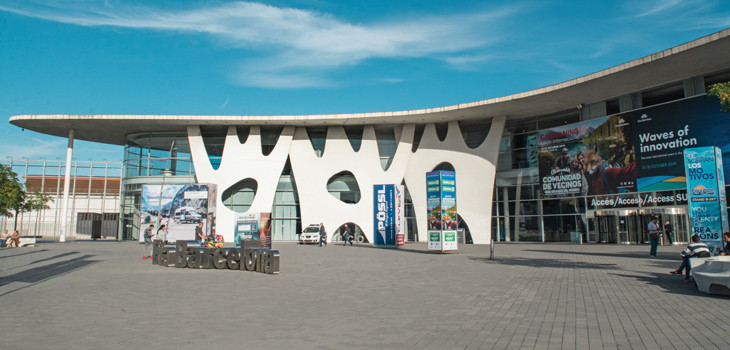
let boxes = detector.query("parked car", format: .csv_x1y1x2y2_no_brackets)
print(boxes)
298,224,321,244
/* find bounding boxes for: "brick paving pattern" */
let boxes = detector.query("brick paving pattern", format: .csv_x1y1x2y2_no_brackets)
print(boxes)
1,241,728,349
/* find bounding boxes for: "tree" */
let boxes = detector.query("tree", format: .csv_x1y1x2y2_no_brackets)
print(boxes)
708,82,730,112
1,164,54,231
0,164,24,219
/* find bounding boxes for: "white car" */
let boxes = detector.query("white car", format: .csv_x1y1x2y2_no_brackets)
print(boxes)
298,224,321,244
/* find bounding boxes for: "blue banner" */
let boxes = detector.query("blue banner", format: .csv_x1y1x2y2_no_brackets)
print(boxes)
374,184,396,246
684,147,728,254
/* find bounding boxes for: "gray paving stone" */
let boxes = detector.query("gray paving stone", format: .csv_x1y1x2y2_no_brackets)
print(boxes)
1,241,729,349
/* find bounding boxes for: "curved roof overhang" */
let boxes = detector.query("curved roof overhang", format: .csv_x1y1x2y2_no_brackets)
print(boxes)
10,29,730,146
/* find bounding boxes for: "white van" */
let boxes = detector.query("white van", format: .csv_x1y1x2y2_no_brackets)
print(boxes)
173,207,202,224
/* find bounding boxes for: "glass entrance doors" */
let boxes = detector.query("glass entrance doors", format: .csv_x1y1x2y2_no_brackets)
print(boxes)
592,208,689,245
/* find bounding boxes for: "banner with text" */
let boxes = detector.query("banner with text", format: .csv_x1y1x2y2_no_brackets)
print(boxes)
684,146,729,254
373,184,403,247
426,171,458,251
538,95,729,198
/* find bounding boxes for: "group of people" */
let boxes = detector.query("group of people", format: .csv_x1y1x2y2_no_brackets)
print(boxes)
142,224,168,260
317,222,354,247
0,229,21,248
647,217,675,257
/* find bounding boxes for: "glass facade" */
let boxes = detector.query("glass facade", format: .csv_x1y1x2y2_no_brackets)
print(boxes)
491,73,730,244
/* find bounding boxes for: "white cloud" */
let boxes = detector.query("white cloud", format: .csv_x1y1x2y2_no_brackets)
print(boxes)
0,138,67,159
0,1,517,88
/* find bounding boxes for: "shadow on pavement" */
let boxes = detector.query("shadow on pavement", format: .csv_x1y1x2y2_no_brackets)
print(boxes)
0,254,100,297
0,249,49,260
524,249,676,261
29,252,81,265
468,256,621,269
610,272,730,298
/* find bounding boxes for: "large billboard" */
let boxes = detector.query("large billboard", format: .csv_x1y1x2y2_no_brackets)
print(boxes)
139,184,213,242
538,95,730,198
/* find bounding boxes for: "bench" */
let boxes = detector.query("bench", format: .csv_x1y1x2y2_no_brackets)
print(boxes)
690,256,730,296
18,235,42,247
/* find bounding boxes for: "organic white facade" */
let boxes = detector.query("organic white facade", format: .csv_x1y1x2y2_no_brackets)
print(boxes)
187,118,505,244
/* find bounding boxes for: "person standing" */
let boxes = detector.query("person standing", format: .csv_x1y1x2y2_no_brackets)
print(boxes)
143,224,154,260
195,222,205,247
342,224,352,246
663,220,674,245
157,224,168,245
318,222,327,247
648,217,660,257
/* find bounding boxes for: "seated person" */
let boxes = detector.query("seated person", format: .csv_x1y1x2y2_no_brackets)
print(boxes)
670,234,711,282
720,232,730,256
0,229,9,247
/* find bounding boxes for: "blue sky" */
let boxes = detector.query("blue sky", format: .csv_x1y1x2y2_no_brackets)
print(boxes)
1,0,729,162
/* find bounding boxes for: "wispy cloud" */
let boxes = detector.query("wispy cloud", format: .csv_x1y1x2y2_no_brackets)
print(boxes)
0,1,518,88
0,138,67,159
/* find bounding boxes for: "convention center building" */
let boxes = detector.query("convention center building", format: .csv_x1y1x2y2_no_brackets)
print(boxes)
10,29,730,245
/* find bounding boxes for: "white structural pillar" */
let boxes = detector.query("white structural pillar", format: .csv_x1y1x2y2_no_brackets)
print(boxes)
59,129,74,242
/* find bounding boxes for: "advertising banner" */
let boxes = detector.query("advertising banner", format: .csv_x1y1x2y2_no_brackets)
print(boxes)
684,146,729,254
233,212,272,248
538,95,729,198
374,184,403,247
426,171,458,252
395,185,405,246
234,212,260,247
139,184,212,242
538,115,635,197
374,184,395,246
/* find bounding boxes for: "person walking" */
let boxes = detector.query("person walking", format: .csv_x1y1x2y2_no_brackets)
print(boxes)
318,222,327,247
648,217,660,257
342,224,352,246
143,224,154,260
663,220,674,245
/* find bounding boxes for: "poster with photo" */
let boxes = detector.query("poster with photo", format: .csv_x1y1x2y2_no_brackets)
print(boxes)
139,184,212,243
538,115,635,197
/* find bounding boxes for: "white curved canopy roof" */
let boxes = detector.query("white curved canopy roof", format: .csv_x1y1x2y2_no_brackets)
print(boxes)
10,29,730,146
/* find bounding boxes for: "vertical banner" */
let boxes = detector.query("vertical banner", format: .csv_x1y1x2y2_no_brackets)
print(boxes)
260,212,272,249
426,172,442,251
395,185,405,246
426,171,458,252
374,184,397,247
684,146,728,254
440,171,458,251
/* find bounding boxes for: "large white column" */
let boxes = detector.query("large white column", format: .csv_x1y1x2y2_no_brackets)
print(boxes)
59,129,74,242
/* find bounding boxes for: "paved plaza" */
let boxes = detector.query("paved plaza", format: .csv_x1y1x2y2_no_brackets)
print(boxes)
1,240,729,349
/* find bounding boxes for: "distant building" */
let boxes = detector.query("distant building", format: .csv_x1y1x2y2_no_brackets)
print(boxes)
1,159,121,239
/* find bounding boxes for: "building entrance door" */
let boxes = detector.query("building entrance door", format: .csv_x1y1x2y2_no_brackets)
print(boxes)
596,215,617,243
